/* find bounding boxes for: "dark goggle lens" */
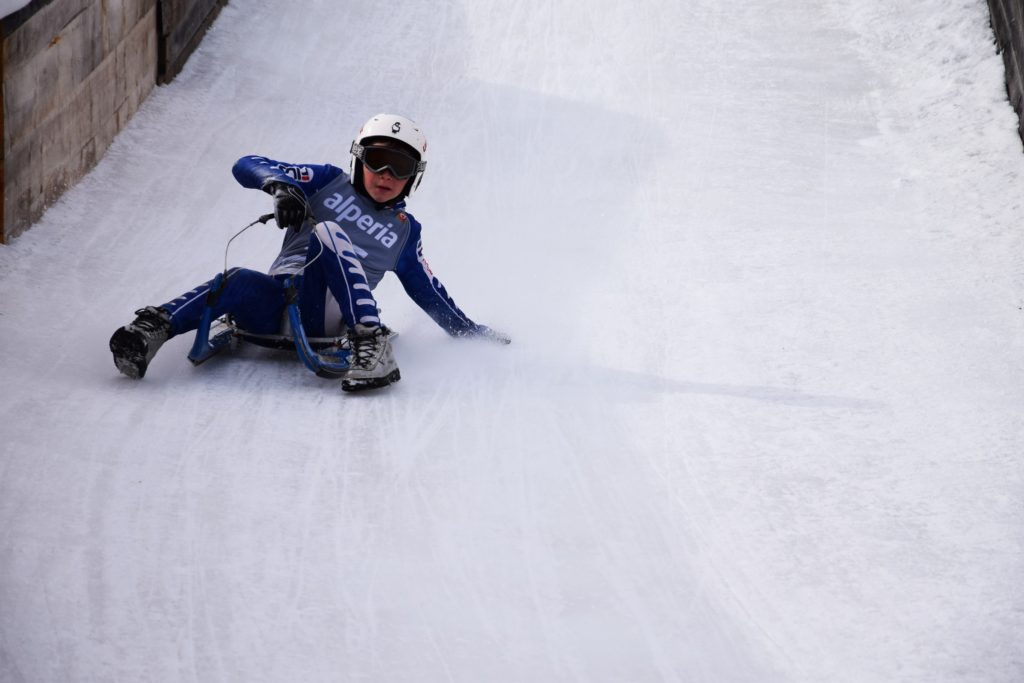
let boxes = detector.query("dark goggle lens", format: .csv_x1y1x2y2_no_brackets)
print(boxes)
356,144,421,180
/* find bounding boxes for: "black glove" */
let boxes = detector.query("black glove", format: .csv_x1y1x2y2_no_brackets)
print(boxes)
265,181,309,230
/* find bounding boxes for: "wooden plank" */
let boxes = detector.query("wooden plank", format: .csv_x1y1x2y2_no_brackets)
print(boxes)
1,33,5,242
115,4,157,128
988,0,1024,146
2,0,90,69
1,2,157,242
157,0,226,82
4,2,103,154
102,0,157,54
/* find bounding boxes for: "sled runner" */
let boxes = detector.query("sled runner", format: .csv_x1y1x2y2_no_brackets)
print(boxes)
185,270,357,378
184,214,394,380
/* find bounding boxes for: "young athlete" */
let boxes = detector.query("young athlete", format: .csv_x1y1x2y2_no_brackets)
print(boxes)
109,113,509,391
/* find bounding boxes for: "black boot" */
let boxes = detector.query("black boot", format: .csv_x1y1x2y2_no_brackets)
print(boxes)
109,306,172,379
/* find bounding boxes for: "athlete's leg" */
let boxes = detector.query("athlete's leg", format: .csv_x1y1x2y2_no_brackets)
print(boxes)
110,267,290,377
308,221,398,390
159,267,287,336
308,222,381,330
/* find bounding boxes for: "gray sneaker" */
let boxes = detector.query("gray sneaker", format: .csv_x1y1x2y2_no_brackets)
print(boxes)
109,306,172,379
341,324,400,392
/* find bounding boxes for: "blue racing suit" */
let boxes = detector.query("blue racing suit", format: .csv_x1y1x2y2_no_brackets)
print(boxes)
157,156,487,340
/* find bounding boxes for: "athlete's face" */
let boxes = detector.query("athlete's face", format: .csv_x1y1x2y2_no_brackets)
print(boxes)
362,164,406,204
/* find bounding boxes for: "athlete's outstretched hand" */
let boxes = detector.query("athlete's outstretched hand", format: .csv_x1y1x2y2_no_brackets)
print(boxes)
474,325,511,345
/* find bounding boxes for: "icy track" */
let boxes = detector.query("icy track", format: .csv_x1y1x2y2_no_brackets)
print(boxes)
2,1,1023,681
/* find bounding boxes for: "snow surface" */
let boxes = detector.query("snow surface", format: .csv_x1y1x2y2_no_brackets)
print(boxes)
2,0,1023,681
0,0,29,20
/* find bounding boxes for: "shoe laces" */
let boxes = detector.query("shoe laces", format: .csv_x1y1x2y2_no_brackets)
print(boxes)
132,307,169,334
349,327,383,368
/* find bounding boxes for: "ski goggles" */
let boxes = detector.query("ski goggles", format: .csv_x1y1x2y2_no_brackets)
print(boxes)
350,142,425,180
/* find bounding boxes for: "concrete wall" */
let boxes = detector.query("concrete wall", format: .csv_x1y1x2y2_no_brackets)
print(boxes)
0,0,226,244
988,0,1024,148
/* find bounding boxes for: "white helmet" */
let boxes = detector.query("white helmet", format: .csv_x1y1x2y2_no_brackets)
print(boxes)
349,113,428,201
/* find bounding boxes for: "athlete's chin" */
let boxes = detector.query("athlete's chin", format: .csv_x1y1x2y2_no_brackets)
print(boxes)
369,187,400,203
